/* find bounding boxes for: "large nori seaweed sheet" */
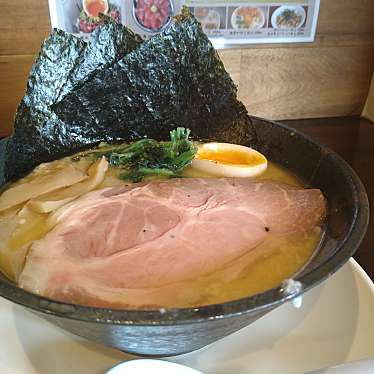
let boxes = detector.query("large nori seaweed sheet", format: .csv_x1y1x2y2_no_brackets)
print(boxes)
0,138,8,187
23,30,87,113
6,8,257,182
54,8,256,145
5,19,143,181
57,16,143,101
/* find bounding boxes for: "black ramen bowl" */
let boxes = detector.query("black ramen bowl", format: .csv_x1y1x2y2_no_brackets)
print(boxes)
0,117,369,356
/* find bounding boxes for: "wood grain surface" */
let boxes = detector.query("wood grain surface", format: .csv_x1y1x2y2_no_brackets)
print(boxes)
317,0,374,35
235,46,374,119
0,55,35,137
0,0,50,56
0,0,374,136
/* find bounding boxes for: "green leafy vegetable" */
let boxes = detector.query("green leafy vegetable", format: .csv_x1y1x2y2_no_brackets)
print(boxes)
87,128,196,182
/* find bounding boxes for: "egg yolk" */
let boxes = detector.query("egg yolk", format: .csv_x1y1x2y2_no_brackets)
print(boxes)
196,149,264,166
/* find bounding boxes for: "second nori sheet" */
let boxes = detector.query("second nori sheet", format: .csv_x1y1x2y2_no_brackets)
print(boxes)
54,8,256,145
5,18,143,181
6,8,257,182
57,16,143,101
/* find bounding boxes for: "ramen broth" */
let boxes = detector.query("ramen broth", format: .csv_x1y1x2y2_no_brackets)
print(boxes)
0,145,323,308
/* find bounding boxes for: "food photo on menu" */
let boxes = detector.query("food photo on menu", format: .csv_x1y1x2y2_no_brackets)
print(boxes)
1,0,374,373
54,0,174,36
52,0,317,42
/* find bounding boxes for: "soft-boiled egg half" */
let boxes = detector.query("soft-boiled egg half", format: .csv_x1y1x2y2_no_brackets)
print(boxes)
191,142,267,178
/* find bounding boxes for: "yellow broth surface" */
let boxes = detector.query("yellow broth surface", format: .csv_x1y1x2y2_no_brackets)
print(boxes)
0,147,322,308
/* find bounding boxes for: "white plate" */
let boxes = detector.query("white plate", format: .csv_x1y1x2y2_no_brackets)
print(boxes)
271,5,306,30
0,259,373,374
107,359,204,374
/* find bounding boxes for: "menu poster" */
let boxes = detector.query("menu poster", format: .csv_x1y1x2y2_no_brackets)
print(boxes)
48,0,320,46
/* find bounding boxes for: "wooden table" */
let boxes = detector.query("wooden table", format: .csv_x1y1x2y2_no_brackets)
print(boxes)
282,116,374,280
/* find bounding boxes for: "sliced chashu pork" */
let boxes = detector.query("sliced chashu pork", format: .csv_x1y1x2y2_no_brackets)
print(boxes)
19,178,326,308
